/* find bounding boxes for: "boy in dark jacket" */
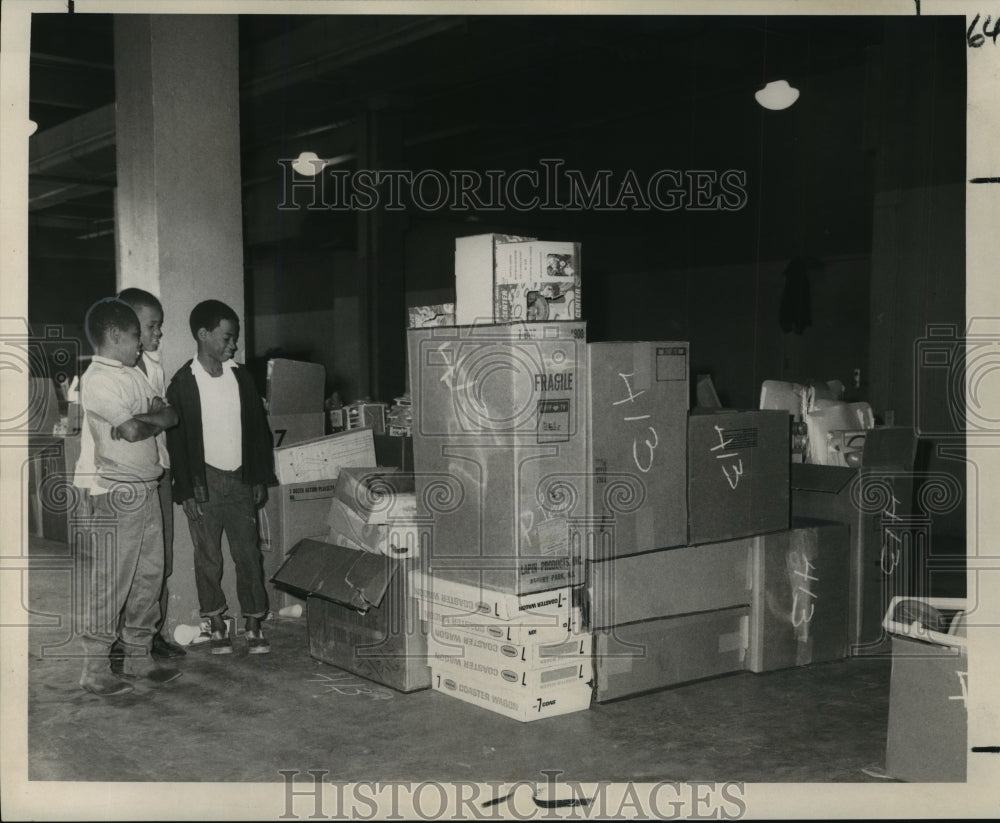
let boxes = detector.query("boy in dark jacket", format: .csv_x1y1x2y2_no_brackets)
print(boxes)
166,300,273,654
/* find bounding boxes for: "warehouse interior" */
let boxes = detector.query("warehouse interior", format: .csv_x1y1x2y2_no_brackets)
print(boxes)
10,7,984,814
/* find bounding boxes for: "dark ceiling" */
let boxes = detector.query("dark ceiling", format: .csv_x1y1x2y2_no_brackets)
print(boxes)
26,11,894,323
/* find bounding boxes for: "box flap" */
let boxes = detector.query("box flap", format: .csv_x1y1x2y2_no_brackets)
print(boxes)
334,467,416,525
267,359,326,415
271,539,398,611
790,463,855,493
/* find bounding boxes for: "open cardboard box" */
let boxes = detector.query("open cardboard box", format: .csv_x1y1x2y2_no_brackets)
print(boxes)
272,538,430,692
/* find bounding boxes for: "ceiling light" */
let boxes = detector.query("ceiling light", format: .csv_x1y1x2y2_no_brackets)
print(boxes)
755,80,800,111
292,151,327,176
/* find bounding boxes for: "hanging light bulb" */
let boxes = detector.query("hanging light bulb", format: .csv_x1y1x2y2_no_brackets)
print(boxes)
291,151,327,176
755,79,800,111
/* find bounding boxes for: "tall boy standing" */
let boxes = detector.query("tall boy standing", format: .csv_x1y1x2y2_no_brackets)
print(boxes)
78,298,182,695
116,288,186,659
166,300,274,654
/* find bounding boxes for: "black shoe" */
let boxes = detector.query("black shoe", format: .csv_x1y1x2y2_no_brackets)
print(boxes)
109,641,125,676
151,633,187,659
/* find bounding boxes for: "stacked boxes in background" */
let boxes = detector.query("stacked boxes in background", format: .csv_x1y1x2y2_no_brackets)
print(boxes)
261,428,377,611
407,320,590,596
455,234,581,324
414,572,593,721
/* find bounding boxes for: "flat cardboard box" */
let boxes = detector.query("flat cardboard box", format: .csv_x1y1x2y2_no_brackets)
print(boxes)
266,358,325,415
274,540,429,693
334,467,416,525
426,604,583,647
259,480,337,610
408,322,590,594
790,427,917,653
427,622,592,668
588,342,689,556
748,520,851,672
273,427,376,485
410,570,573,623
687,409,790,545
429,642,593,691
884,597,967,783
268,412,325,448
430,666,592,722
594,607,749,702
455,234,582,325
587,538,753,630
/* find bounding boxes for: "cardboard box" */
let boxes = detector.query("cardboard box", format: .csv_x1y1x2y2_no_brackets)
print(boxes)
427,623,592,668
410,571,573,624
588,342,689,556
426,604,583,647
790,427,917,653
587,538,752,630
273,539,430,692
334,467,416,525
594,607,749,702
883,597,967,782
748,520,850,673
259,481,338,610
430,666,592,722
273,427,376,485
455,234,582,325
266,358,325,415
687,409,790,545
429,642,593,691
326,495,428,560
268,412,325,448
408,304,455,328
408,322,590,594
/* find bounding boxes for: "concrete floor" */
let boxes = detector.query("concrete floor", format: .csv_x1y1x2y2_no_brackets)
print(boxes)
23,537,902,787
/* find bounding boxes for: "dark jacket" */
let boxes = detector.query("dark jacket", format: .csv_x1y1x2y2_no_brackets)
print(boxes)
165,359,274,504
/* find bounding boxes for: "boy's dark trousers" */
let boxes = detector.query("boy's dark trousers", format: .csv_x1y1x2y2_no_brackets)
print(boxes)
188,464,268,619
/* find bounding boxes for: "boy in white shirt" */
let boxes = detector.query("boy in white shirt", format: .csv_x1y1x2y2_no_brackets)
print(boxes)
77,298,181,695
166,300,274,654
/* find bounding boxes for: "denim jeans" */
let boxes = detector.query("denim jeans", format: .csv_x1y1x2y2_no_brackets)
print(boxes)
188,465,267,619
78,481,164,658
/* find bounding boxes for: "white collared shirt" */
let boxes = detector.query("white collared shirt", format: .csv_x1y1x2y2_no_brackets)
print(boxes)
190,357,242,471
135,350,170,470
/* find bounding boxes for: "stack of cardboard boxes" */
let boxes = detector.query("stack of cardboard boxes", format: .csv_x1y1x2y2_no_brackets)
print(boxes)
405,233,856,713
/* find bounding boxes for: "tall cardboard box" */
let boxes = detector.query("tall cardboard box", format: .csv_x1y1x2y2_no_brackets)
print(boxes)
266,358,327,447
588,537,752,630
588,342,689,556
272,539,431,693
594,607,749,702
790,427,917,653
687,409,790,545
455,234,581,325
748,520,851,672
407,322,589,595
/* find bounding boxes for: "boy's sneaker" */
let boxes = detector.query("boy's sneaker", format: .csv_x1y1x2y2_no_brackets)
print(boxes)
210,625,234,655
121,655,182,684
246,629,270,654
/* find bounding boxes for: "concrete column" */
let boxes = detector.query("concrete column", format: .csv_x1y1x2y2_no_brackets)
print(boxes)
114,15,247,633
115,15,246,379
